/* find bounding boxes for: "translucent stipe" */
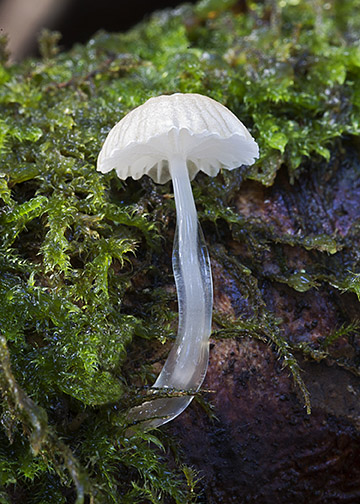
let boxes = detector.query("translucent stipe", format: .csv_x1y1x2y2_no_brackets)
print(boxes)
127,157,213,431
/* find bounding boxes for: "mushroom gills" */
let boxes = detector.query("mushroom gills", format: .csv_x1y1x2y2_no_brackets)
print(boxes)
127,156,213,430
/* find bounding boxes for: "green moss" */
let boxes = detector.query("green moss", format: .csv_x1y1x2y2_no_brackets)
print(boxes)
1,0,360,502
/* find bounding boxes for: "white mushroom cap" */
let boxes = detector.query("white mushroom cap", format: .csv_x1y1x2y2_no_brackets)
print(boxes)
97,93,259,184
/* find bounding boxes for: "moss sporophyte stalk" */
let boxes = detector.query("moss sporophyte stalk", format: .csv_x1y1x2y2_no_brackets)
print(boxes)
97,93,259,430
1,0,360,502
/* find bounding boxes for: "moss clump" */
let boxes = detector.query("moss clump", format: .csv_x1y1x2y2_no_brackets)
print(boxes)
1,0,360,502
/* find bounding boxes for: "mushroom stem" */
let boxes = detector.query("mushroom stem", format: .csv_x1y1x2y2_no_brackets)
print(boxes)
127,155,213,430
158,155,213,388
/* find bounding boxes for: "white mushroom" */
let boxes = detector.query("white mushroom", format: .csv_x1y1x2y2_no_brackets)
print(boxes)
97,93,259,431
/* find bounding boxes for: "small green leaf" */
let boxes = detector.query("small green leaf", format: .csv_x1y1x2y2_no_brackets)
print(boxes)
314,144,331,161
267,131,288,153
0,176,11,204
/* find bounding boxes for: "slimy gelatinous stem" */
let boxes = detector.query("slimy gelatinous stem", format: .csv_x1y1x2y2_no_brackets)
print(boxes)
127,156,213,430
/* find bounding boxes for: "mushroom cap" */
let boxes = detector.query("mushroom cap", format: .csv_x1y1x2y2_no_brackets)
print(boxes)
97,93,259,184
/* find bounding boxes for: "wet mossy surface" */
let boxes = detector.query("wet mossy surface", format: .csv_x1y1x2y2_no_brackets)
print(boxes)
1,0,360,502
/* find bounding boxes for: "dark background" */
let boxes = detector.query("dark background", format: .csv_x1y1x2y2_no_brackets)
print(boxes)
0,0,197,60
56,0,194,49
